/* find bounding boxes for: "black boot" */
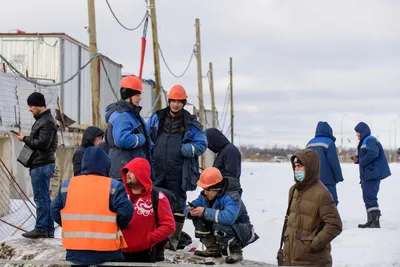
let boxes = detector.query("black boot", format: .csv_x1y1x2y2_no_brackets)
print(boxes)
225,245,243,264
22,230,48,238
194,235,222,258
368,210,381,228
358,213,372,228
155,239,168,262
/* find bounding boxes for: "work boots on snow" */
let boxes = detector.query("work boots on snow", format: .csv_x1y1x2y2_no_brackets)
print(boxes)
166,221,184,251
194,235,222,258
225,244,244,264
21,230,48,239
358,210,381,228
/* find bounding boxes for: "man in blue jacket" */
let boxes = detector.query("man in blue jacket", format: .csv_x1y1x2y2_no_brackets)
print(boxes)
185,167,258,264
352,122,391,228
104,75,152,181
306,121,344,205
51,146,134,265
146,84,207,250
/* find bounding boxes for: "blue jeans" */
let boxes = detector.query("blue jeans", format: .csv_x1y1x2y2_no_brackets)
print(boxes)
29,164,55,234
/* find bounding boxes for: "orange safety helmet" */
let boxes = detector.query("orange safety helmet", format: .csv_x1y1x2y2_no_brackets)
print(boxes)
197,167,223,188
168,85,188,100
120,76,143,92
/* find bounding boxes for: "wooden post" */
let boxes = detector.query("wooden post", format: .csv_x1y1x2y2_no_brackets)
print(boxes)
149,0,163,111
209,62,216,128
88,0,101,127
230,57,234,144
195,18,206,168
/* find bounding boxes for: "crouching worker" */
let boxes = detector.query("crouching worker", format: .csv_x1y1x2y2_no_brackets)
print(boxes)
185,167,259,264
51,146,134,266
121,158,175,262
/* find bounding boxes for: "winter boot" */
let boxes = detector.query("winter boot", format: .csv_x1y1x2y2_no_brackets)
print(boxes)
166,221,184,251
21,230,48,239
194,235,222,258
225,244,243,264
155,239,168,262
358,213,372,228
368,210,381,228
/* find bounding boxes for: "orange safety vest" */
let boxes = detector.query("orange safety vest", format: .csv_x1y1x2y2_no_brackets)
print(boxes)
61,175,127,251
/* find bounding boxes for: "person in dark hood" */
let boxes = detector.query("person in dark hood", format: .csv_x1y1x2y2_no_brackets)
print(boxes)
306,121,343,205
206,128,241,181
72,126,104,176
280,149,342,267
184,167,258,264
351,122,391,228
51,146,133,266
120,157,175,263
104,76,152,181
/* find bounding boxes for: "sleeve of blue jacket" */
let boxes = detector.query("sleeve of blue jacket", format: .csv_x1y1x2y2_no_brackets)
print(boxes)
182,125,207,157
146,113,158,145
50,185,64,226
204,195,240,225
109,180,134,230
360,138,379,167
112,113,146,149
326,143,344,183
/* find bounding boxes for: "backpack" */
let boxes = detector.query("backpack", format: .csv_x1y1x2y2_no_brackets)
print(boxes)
151,186,176,223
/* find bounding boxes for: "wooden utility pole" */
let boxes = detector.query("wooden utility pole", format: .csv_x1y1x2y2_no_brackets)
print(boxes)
149,0,163,111
209,62,216,128
195,18,206,168
88,0,100,127
229,57,234,144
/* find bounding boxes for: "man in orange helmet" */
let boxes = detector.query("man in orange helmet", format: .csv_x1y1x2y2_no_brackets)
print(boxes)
185,167,258,264
146,85,207,253
104,75,152,181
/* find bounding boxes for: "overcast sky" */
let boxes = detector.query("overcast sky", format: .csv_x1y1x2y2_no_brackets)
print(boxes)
2,0,399,149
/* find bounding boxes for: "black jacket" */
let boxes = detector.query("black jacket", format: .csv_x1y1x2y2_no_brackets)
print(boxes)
205,128,241,180
23,109,58,169
72,126,105,176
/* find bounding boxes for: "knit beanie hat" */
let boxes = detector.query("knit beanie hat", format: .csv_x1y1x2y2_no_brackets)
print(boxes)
27,92,46,107
120,88,141,100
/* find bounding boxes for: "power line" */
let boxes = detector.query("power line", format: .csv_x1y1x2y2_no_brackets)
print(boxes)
158,44,196,78
0,53,100,87
105,0,149,31
99,57,119,100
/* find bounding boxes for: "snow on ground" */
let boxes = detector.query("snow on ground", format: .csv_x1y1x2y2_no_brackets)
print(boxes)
185,162,400,267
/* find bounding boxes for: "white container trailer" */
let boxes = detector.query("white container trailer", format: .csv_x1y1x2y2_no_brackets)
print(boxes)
0,32,122,126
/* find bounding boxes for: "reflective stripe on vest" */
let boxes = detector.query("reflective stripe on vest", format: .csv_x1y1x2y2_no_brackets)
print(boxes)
306,142,329,149
60,175,126,251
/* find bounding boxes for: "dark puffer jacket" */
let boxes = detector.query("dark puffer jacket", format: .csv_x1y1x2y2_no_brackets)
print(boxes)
23,109,58,169
283,149,342,267
205,128,241,180
72,126,104,175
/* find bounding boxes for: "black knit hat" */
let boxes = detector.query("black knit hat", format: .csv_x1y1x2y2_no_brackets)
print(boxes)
27,92,46,107
120,88,141,100
293,156,303,166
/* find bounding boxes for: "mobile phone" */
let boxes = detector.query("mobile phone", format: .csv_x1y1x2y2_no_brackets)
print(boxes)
187,201,196,208
10,130,19,135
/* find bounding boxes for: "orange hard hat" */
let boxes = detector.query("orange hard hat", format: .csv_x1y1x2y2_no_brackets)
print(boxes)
197,167,223,188
120,76,143,92
168,85,188,100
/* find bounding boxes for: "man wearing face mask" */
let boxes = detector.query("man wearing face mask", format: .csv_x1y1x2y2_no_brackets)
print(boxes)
104,76,152,181
146,85,207,251
280,149,342,267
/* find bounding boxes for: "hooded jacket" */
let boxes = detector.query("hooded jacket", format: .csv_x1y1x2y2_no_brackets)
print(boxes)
283,149,342,267
121,158,175,253
354,122,391,182
104,100,152,181
51,146,133,265
306,122,343,185
72,126,104,176
206,128,241,180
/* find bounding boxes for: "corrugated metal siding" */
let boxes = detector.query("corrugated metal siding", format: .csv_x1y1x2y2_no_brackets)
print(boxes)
61,38,81,124
100,58,120,121
0,72,58,130
140,81,155,121
79,48,92,125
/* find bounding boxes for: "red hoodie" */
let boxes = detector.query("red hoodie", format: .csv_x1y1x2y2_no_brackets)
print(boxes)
121,158,175,253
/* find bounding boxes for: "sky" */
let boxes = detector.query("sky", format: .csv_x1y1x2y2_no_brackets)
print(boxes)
1,0,399,149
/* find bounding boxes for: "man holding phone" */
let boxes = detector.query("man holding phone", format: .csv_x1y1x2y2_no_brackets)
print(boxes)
12,92,58,238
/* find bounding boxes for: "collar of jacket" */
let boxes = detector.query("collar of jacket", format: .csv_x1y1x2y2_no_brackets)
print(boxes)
34,109,51,120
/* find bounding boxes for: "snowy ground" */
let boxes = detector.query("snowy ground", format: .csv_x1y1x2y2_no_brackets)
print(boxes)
184,162,400,267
